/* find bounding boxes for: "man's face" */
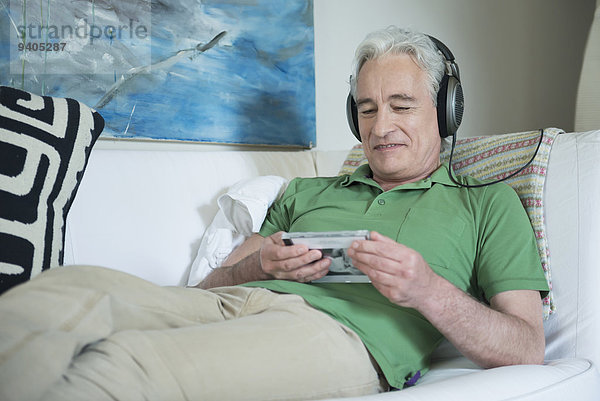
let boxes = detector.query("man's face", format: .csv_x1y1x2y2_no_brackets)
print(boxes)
355,54,441,190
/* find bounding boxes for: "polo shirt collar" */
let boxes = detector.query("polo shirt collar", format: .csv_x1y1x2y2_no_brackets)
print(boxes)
341,163,459,190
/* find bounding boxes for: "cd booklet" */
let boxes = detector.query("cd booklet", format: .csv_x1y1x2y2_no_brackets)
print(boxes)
281,230,371,283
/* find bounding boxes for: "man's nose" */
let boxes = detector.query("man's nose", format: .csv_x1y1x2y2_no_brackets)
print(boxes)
371,109,394,137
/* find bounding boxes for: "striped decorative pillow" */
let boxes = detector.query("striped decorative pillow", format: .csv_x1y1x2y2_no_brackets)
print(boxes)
0,86,104,294
338,128,562,319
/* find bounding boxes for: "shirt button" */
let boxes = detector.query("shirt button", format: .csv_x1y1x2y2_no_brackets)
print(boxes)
378,199,386,205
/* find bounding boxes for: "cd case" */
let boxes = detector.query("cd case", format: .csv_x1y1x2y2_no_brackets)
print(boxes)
281,230,371,283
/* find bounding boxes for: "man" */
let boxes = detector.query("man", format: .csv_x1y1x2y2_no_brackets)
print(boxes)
200,25,547,381
0,27,548,401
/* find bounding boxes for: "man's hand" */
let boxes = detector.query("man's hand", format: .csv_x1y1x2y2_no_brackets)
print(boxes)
260,232,331,283
346,231,441,308
347,230,545,368
198,232,331,289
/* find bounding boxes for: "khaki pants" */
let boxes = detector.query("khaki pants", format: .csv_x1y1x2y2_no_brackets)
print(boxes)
0,265,384,401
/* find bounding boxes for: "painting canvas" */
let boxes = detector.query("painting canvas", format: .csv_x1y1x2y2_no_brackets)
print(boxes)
0,0,316,147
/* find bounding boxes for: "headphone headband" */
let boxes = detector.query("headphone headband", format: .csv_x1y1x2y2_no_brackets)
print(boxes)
427,35,460,81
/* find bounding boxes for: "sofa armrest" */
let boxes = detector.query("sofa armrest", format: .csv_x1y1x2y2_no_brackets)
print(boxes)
323,358,600,401
543,130,600,366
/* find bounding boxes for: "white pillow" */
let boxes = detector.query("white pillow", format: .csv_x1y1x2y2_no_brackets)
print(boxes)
187,175,288,286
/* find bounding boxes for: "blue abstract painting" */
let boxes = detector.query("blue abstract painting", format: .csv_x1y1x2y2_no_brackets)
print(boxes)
0,0,316,147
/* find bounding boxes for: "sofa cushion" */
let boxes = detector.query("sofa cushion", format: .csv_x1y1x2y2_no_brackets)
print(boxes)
338,128,562,319
64,149,317,287
0,86,104,294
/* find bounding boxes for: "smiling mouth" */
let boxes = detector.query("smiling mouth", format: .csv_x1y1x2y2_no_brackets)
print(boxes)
374,143,405,150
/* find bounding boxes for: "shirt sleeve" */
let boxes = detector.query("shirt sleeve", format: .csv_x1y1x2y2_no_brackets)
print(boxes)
258,178,298,237
475,183,549,301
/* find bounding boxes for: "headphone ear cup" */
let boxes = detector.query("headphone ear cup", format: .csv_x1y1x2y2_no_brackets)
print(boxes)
346,93,361,141
436,74,464,138
448,76,464,135
437,74,450,138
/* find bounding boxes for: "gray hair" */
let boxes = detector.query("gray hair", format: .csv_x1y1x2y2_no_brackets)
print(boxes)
349,26,446,106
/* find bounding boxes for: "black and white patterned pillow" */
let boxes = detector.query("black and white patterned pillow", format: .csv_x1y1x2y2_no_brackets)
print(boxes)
0,86,104,294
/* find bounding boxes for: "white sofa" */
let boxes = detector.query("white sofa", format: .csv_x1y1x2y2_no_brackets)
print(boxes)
64,130,600,400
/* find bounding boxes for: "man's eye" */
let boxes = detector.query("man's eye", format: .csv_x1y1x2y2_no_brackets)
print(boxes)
359,109,376,116
392,106,410,112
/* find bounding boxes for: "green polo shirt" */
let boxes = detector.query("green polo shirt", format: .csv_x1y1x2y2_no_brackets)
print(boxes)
243,163,548,388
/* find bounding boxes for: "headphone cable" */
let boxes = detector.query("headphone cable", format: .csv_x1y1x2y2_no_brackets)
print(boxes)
446,129,545,188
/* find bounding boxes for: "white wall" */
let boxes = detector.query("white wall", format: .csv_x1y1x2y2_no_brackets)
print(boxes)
313,0,596,151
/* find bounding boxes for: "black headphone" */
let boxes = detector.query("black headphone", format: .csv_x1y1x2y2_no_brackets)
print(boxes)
346,35,464,141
